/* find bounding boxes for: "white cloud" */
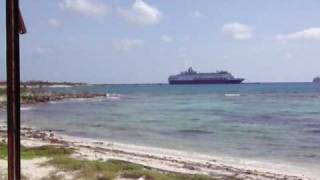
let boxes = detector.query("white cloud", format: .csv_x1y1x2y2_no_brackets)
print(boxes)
177,54,187,59
113,38,144,52
177,47,187,59
35,47,56,55
118,0,162,25
60,0,109,17
178,47,186,52
161,35,173,42
191,10,204,18
182,35,191,41
276,28,320,42
222,22,254,40
48,18,62,28
285,52,293,59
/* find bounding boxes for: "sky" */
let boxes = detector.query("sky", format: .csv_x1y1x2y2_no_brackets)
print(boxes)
1,0,320,83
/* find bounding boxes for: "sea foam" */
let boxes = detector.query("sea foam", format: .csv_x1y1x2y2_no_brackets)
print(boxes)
224,93,241,97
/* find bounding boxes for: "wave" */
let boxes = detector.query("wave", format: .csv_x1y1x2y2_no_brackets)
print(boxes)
306,129,320,134
178,129,214,135
224,93,241,97
49,94,122,104
49,85,72,88
68,93,122,101
21,107,34,111
106,93,121,100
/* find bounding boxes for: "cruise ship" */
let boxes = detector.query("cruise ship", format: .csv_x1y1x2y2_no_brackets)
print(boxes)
168,67,244,84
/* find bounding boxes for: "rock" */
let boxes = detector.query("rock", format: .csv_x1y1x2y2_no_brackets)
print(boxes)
32,132,46,139
49,138,60,143
183,163,196,170
94,141,104,145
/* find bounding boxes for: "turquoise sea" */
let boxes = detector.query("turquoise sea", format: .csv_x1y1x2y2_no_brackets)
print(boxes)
1,83,320,176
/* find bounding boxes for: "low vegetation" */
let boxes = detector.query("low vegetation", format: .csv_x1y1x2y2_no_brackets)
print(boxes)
0,142,216,180
0,88,29,106
1,88,34,108
47,157,215,180
0,89,5,106
0,89,5,96
0,142,73,160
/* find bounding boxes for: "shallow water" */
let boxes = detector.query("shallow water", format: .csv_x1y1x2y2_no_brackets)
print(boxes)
1,83,320,176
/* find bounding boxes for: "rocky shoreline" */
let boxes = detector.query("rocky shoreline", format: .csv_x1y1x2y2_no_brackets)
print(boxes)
0,124,313,180
0,90,107,110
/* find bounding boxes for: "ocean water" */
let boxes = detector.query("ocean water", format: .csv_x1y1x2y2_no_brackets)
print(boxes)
1,83,320,175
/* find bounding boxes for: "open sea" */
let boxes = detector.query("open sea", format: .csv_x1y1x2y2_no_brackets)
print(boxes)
1,83,320,177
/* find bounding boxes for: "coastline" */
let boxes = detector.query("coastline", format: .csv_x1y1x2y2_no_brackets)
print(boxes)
0,88,107,110
0,123,315,180
1,85,319,179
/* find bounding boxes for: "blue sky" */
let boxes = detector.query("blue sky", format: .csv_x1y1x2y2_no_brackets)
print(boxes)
1,0,320,83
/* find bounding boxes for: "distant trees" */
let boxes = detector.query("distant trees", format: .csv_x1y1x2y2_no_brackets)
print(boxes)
0,81,87,86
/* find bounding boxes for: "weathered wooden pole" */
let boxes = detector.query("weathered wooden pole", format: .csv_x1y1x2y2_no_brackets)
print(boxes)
6,0,26,179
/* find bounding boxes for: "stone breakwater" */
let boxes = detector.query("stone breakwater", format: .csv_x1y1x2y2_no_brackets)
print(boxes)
0,91,107,110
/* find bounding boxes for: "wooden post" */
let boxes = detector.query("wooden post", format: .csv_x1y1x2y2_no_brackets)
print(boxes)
6,0,21,179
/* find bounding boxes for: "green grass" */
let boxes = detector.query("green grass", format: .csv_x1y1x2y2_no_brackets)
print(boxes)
0,87,30,96
0,89,5,105
0,89,5,96
120,169,216,180
0,142,73,160
0,88,44,108
47,157,216,180
0,142,7,159
0,142,217,180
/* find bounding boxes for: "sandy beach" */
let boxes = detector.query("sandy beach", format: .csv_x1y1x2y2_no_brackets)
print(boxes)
0,124,316,180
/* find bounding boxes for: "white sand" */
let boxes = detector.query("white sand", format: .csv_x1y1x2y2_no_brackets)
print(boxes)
59,135,316,180
0,158,55,180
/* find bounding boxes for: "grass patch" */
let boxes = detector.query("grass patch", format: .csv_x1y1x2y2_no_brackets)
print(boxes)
0,143,217,180
47,158,144,180
0,142,7,159
0,87,29,95
0,142,73,160
0,89,5,96
121,169,215,180
0,89,5,106
47,157,217,180
0,87,29,105
21,145,73,159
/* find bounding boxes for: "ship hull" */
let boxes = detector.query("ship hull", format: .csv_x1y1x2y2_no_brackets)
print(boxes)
169,79,244,85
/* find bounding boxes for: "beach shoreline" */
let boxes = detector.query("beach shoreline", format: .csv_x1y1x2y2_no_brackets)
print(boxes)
0,123,316,180
0,84,319,179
